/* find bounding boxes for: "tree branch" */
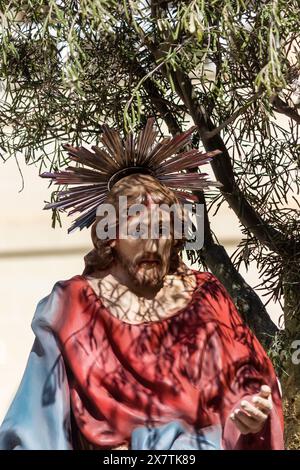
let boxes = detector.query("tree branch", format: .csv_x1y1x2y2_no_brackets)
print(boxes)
171,68,299,258
202,92,262,140
136,64,278,344
271,96,300,125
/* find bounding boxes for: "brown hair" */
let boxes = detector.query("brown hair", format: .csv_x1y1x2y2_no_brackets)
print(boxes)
83,173,187,276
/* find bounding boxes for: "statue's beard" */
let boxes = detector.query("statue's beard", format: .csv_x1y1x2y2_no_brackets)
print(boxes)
116,251,166,293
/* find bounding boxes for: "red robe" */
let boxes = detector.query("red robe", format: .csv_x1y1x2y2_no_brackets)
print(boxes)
51,271,284,449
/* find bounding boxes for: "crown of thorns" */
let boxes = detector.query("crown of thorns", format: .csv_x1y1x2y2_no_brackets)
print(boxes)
40,118,222,233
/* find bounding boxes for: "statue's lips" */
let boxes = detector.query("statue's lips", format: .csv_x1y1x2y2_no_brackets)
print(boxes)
137,260,161,269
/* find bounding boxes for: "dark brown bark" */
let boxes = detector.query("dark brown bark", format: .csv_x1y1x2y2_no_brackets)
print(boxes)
170,69,299,258
271,96,300,125
139,69,277,346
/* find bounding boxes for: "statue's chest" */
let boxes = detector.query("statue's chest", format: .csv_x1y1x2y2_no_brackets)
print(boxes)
102,287,191,324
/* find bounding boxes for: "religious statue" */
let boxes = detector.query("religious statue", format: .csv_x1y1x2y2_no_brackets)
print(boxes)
0,119,284,450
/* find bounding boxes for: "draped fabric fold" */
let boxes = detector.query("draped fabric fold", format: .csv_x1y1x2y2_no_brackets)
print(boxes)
0,271,284,450
0,284,72,449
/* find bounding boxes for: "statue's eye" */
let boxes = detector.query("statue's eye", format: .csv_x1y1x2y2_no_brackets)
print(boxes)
130,224,147,238
154,222,168,237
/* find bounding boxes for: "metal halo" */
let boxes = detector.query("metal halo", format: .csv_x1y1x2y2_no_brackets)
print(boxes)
107,166,155,191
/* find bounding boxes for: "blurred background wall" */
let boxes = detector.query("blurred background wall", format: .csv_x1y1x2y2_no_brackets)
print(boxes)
0,150,283,422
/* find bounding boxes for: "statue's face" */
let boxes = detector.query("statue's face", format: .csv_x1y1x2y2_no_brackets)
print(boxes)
111,201,173,295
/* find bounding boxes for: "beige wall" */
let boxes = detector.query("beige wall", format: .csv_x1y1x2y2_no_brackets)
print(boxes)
0,154,283,423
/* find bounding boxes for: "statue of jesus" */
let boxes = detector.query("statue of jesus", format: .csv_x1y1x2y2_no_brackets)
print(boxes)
0,121,284,450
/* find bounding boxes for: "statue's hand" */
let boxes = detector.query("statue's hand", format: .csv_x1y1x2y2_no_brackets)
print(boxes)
230,385,273,435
